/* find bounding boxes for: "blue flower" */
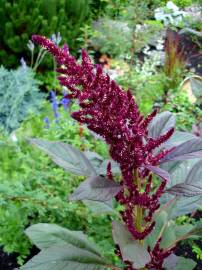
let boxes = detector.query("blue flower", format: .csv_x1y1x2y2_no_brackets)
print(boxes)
43,116,50,128
60,94,70,110
50,90,60,119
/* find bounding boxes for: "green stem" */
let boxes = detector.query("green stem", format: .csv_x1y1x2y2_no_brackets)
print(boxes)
3,195,47,206
108,265,122,270
133,169,143,238
31,51,34,68
33,49,47,71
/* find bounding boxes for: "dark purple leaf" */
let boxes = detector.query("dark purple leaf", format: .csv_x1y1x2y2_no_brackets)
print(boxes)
160,194,202,219
25,223,101,255
185,160,202,184
166,160,202,197
163,254,196,270
160,138,202,163
164,131,196,149
29,138,96,176
145,165,170,181
148,111,176,139
187,224,202,237
82,200,114,214
112,221,150,269
166,182,202,197
163,254,178,268
69,176,121,202
20,244,108,270
98,160,120,175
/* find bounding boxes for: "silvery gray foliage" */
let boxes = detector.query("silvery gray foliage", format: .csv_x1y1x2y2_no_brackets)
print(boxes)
0,65,43,132
154,1,187,26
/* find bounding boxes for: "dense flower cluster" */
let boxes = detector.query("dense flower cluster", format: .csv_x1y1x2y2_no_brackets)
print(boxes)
146,237,175,269
32,35,175,270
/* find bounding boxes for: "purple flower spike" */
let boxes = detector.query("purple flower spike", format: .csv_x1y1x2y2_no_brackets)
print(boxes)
32,35,177,270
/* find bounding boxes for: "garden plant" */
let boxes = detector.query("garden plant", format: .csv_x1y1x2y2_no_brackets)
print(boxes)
18,35,202,270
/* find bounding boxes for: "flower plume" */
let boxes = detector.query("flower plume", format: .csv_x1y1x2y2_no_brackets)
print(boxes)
32,35,174,172
32,35,175,269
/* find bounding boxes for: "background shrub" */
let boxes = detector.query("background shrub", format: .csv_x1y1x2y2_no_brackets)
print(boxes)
0,0,92,68
0,65,44,133
0,102,113,264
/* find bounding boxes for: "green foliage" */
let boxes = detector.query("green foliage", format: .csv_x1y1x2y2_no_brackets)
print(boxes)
192,244,202,260
163,91,202,130
172,0,193,8
0,103,114,264
151,0,193,9
0,65,44,133
90,18,132,57
117,67,166,114
0,0,91,67
90,1,163,58
17,102,108,157
0,138,85,261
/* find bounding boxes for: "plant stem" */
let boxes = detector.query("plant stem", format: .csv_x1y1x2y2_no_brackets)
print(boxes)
3,195,47,206
108,265,122,270
31,50,34,68
133,169,143,239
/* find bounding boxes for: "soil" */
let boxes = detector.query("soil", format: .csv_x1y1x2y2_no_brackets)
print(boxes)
175,241,202,270
0,246,39,270
0,247,18,270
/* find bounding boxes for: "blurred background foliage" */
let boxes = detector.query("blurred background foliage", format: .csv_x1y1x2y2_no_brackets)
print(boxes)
0,0,202,267
0,0,92,67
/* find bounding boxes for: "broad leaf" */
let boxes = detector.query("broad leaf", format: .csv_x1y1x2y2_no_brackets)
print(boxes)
82,200,114,214
164,160,197,188
84,151,103,171
161,194,202,219
98,160,121,175
166,160,202,197
186,224,202,238
148,111,175,139
145,165,170,181
69,176,121,201
25,223,101,255
161,160,182,177
145,211,169,249
112,221,150,269
166,182,202,197
160,138,202,163
164,131,196,148
29,138,96,176
161,159,202,216
20,244,108,270
160,221,198,248
185,160,202,184
163,254,196,270
146,210,195,250
190,76,202,98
